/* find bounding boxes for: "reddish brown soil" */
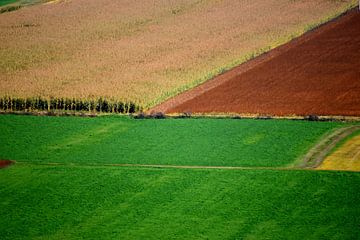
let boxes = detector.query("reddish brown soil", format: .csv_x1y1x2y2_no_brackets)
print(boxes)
156,9,360,116
0,160,13,169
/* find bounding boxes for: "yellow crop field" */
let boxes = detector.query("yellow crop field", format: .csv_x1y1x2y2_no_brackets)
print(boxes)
0,0,357,108
319,132,360,171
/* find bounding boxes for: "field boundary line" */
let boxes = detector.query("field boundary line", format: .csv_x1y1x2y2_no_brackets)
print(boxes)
300,125,360,169
160,113,360,122
6,159,358,172
13,161,287,170
11,161,352,172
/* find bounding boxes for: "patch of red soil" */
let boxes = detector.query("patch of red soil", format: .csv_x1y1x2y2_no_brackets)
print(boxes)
0,160,13,169
156,9,360,116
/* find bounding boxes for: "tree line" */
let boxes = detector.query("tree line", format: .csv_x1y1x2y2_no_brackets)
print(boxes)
0,97,141,114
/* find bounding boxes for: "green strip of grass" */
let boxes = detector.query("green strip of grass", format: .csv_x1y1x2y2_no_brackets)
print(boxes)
0,0,18,6
0,164,359,239
0,114,343,167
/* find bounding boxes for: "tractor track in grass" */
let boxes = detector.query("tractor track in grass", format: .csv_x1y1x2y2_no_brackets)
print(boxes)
12,161,297,171
300,125,360,169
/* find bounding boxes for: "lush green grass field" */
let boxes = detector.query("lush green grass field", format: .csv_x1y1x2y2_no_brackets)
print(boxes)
0,0,17,6
0,164,359,240
0,0,49,8
1,115,358,239
0,114,342,167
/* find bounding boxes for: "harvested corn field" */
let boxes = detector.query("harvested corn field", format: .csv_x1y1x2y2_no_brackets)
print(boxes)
0,0,357,108
162,8,360,116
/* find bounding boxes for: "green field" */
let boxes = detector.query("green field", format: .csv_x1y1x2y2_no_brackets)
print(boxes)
0,114,343,167
0,0,17,6
0,115,359,239
0,0,48,8
1,165,359,239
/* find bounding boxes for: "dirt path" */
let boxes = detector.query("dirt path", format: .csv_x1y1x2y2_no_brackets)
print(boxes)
318,131,360,171
151,8,360,117
300,125,360,169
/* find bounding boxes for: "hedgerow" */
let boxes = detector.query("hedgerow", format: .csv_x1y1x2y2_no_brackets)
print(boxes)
0,96,140,114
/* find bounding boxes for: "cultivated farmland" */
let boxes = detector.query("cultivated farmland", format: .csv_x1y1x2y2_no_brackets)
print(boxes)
1,165,359,240
0,0,357,108
0,115,359,239
161,8,360,116
0,114,343,167
1,1,360,239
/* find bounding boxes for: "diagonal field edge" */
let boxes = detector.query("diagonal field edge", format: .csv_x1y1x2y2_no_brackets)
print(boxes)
150,7,359,114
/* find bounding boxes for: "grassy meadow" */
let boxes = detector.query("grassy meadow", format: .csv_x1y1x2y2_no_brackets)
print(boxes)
0,0,357,108
0,115,359,239
0,114,344,167
1,164,359,239
0,0,17,6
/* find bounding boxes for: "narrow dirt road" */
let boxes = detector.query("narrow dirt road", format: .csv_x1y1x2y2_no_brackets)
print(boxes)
318,131,360,171
300,125,360,169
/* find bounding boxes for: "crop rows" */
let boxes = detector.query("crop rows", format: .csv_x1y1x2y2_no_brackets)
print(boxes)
0,96,140,114
0,0,356,107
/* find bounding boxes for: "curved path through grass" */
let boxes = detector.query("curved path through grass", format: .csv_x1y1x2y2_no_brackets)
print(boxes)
300,125,360,170
318,129,360,171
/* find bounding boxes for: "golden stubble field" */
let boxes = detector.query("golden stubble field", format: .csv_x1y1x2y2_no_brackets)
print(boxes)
0,0,357,108
319,132,360,172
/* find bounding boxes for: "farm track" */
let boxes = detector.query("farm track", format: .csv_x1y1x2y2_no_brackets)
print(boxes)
301,125,360,169
14,161,290,171
154,8,360,117
8,161,354,172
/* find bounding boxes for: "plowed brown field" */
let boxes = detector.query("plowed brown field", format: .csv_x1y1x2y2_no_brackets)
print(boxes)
160,9,360,116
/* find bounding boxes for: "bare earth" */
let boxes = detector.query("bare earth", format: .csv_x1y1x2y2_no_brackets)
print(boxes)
0,0,357,107
0,160,13,169
159,9,360,116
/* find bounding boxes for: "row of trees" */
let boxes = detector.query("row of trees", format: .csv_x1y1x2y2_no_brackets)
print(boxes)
0,97,141,114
